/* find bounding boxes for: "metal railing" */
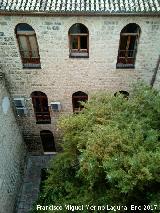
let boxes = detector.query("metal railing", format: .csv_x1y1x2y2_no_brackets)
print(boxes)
35,112,51,124
118,50,136,59
117,50,136,67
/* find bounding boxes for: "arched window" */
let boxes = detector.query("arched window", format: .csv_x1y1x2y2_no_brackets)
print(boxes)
72,91,88,112
114,91,129,99
15,23,41,68
117,23,141,68
69,23,89,58
31,91,51,124
40,130,56,154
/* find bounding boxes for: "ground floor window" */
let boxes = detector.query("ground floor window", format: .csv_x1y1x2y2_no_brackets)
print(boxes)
40,130,56,154
72,91,88,113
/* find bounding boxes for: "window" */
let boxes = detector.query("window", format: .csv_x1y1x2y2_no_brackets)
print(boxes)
15,23,41,68
31,91,51,124
69,23,89,58
117,23,141,69
114,91,129,99
72,91,88,112
40,130,56,154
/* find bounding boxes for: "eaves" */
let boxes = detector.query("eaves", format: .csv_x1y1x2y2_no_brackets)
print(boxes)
0,11,160,17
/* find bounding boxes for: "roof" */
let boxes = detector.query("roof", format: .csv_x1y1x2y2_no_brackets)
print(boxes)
0,0,160,15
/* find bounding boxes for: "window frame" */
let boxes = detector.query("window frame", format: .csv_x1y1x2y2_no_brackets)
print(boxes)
31,92,51,124
15,24,41,69
69,24,89,58
40,130,56,154
72,92,88,113
116,24,141,69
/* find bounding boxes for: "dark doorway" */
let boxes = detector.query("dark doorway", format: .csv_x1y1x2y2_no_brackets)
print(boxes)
40,130,56,154
31,91,51,124
40,168,48,192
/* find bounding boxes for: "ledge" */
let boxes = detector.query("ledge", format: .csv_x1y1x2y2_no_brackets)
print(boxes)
116,64,135,69
0,11,160,17
23,64,41,69
69,52,89,58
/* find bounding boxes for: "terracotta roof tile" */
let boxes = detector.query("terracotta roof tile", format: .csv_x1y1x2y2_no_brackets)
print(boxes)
0,0,160,14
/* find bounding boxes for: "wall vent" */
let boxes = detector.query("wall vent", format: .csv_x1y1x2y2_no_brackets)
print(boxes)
16,107,28,116
13,98,27,116
50,102,61,112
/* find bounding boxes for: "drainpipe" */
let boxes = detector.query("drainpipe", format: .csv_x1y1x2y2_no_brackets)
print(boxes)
150,55,160,88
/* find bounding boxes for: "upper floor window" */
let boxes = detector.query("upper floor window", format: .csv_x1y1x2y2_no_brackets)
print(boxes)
69,23,89,58
31,91,51,124
72,91,88,113
15,23,41,68
116,23,141,69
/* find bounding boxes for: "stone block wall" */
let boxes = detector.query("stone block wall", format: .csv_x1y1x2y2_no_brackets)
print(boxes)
0,71,26,213
0,14,160,153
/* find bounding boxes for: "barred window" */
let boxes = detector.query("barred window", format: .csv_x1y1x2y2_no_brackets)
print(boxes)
117,23,141,69
15,23,41,68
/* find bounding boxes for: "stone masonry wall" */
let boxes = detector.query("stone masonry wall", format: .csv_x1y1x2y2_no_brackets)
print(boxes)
0,15,160,153
0,71,27,213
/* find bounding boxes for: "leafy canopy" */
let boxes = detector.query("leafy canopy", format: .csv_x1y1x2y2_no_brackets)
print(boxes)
32,83,160,213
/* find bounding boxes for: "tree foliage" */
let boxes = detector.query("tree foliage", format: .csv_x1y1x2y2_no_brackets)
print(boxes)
32,83,160,212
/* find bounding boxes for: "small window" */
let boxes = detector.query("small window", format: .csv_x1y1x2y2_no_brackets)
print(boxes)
69,23,89,58
15,23,41,68
114,91,129,99
116,23,141,69
72,91,88,113
31,91,51,124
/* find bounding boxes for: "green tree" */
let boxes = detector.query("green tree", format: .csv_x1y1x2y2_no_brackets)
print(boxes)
32,83,160,213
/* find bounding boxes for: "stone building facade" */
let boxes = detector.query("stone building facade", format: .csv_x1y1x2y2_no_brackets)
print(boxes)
0,1,160,212
0,2,160,156
0,71,26,213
